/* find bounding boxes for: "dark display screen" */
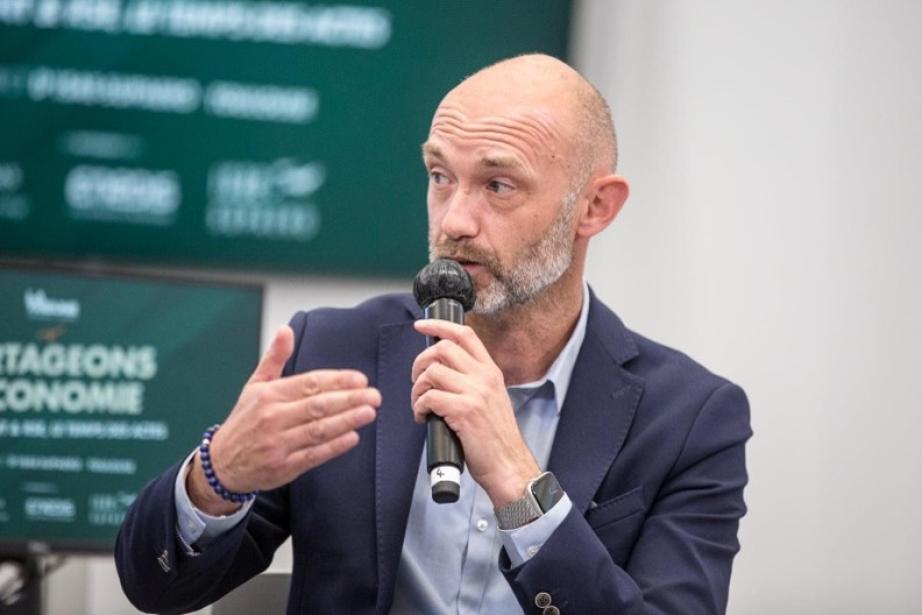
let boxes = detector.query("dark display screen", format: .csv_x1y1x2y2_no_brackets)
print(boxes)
0,266,262,551
0,1,572,275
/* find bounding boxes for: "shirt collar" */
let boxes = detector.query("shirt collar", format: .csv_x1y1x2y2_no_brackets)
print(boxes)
507,282,590,414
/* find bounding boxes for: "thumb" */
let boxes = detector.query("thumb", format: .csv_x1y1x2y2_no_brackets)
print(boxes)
249,325,295,383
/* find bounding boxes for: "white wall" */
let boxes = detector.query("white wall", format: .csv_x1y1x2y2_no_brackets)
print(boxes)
42,1,922,613
573,1,922,613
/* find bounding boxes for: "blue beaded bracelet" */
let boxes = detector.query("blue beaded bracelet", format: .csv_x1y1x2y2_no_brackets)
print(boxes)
199,424,257,503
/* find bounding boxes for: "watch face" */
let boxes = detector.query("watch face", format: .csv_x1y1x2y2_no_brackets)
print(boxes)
530,472,563,512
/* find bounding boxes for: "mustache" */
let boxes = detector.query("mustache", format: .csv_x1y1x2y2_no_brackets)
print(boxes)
430,240,500,271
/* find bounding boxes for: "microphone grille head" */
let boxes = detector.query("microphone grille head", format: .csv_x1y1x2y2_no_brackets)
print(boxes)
413,259,476,311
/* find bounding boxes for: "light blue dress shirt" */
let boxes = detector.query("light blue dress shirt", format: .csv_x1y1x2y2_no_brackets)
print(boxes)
174,284,590,614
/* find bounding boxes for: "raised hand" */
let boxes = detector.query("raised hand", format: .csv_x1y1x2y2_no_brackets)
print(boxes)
187,326,381,514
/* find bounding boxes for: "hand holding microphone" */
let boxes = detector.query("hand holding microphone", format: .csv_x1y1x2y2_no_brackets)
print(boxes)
412,259,540,507
412,259,476,503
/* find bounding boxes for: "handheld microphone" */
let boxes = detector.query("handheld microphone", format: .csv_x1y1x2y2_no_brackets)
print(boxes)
412,259,476,504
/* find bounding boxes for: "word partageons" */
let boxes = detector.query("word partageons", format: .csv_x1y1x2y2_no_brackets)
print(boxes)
0,343,157,415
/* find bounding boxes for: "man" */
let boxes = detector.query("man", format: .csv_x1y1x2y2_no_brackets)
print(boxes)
116,54,751,614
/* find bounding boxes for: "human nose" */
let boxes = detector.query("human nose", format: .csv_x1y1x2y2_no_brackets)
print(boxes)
438,188,480,241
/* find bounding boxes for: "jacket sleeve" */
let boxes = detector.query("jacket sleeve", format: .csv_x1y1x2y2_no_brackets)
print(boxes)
114,462,290,614
501,383,751,615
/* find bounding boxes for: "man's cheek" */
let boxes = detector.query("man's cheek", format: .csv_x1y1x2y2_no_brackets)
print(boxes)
427,228,443,255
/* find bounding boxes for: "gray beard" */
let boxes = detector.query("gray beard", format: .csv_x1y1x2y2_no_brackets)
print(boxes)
429,191,577,314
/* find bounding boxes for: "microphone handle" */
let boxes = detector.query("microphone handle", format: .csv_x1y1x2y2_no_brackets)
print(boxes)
424,297,465,503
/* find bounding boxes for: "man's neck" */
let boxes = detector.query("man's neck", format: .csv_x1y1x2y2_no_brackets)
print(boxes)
467,270,584,386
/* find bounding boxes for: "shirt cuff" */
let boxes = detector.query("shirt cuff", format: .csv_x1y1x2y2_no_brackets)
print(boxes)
497,492,573,568
173,450,253,547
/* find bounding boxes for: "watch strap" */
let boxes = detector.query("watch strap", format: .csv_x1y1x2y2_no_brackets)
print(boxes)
495,491,541,530
494,471,563,530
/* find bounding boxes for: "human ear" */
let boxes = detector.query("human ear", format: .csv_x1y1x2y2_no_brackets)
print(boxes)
575,174,629,238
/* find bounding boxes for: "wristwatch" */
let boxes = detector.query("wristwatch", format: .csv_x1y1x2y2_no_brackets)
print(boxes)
495,471,564,530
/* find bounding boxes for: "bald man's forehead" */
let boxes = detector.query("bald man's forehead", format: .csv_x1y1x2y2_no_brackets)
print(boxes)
449,70,579,114
432,101,561,141
426,100,570,172
434,83,579,145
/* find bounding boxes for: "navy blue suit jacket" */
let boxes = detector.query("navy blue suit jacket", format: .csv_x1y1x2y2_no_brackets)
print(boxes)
116,292,751,614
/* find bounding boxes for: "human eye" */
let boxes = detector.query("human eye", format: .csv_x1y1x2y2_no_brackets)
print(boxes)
429,169,450,185
486,178,514,194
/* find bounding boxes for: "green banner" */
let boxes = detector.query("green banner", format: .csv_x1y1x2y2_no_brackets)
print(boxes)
0,0,571,275
0,266,262,550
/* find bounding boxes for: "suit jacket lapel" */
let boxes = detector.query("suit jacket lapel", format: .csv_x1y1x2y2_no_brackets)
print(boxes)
374,319,426,613
370,292,642,609
548,293,644,513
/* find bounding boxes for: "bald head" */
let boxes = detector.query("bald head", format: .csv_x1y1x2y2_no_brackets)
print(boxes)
441,54,617,190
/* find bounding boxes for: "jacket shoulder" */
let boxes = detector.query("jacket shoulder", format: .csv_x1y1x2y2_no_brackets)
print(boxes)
622,326,751,451
588,293,738,395
294,293,418,329
284,293,419,375
626,329,737,394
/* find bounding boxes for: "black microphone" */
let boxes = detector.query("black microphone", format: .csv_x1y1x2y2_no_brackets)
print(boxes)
413,259,476,504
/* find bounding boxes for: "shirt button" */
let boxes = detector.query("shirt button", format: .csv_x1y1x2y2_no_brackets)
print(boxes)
476,518,489,532
535,592,552,608
527,545,539,557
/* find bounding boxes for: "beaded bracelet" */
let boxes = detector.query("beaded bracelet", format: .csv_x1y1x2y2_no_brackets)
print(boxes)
199,424,257,503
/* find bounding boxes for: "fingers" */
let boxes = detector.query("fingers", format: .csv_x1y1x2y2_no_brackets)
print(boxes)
409,325,504,423
414,320,491,362
249,326,295,383
411,362,465,409
278,386,381,429
286,431,362,475
412,388,467,425
411,339,477,383
273,368,369,400
283,403,377,452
